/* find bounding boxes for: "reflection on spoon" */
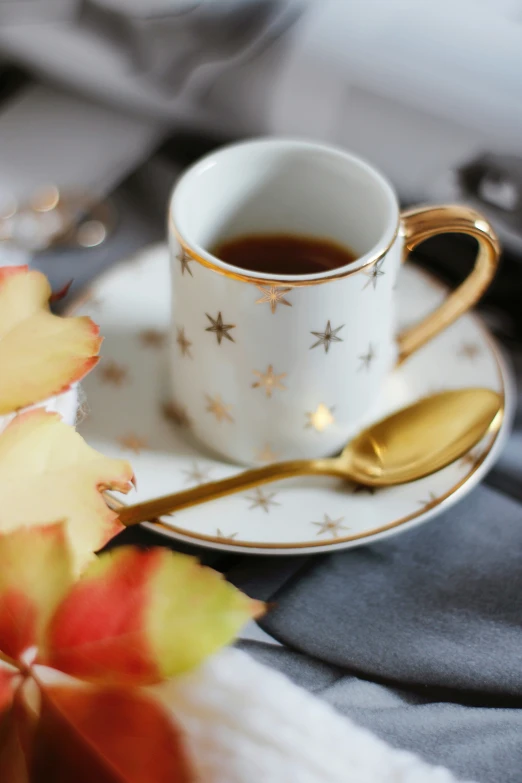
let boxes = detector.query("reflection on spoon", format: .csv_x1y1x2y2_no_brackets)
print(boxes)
118,389,502,527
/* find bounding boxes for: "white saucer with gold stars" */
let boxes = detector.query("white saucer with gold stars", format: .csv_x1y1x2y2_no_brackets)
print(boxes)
75,244,514,555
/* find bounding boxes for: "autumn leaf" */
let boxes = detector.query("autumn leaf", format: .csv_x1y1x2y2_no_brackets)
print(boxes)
0,663,18,717
0,411,133,573
0,680,34,783
0,712,30,783
0,266,101,415
44,546,264,685
0,524,266,780
30,677,193,783
0,524,73,660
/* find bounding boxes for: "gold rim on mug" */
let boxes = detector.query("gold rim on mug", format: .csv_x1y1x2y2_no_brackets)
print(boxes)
169,217,399,287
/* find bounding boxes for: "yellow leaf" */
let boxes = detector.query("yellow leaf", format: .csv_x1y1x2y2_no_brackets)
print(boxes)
0,267,101,415
0,410,133,573
0,523,73,661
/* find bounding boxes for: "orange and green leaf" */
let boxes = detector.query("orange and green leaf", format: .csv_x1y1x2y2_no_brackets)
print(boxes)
0,681,33,783
30,678,194,783
0,524,73,660
0,663,18,716
0,266,101,415
0,714,30,783
0,411,133,573
44,547,264,685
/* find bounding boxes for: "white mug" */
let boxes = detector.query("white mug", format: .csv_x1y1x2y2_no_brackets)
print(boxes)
168,138,499,465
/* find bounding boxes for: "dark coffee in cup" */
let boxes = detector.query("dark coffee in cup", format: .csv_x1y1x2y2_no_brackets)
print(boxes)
213,233,357,276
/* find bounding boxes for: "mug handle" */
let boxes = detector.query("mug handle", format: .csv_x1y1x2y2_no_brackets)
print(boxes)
397,204,500,364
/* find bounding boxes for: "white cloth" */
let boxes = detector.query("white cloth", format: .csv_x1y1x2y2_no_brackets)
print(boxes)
153,647,471,783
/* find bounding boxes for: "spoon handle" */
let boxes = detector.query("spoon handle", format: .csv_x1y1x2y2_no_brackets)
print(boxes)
118,458,340,527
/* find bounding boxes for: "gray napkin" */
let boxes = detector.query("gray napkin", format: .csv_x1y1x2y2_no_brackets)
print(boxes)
230,484,522,696
239,640,522,783
224,484,522,783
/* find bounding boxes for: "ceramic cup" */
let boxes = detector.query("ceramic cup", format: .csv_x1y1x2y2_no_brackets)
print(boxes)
168,138,500,465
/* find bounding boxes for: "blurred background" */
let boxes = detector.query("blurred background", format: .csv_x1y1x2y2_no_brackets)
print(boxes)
1,0,521,343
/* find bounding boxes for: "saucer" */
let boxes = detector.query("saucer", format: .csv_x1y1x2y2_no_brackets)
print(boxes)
75,244,514,555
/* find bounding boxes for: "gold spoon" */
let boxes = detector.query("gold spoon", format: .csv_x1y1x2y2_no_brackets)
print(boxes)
118,388,502,527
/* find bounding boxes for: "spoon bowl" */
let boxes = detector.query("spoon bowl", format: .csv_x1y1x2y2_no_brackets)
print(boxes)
118,388,503,527
345,388,502,485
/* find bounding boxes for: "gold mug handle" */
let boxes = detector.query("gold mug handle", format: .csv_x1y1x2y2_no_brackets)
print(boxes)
397,204,501,364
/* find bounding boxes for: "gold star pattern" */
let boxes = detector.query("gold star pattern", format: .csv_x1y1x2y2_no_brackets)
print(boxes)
177,246,193,277
312,514,349,537
182,462,211,485
162,400,191,428
139,329,166,348
245,488,280,513
252,364,287,398
118,433,148,454
216,529,238,540
255,444,279,463
363,258,385,290
310,320,344,353
99,360,128,386
418,491,438,508
352,483,376,495
305,403,335,432
358,343,376,371
255,285,292,314
176,326,192,358
205,312,236,345
206,393,233,423
458,343,481,360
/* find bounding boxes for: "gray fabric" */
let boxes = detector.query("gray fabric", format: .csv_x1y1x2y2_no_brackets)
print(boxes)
230,485,522,695
0,0,304,132
226,482,522,782
239,640,522,783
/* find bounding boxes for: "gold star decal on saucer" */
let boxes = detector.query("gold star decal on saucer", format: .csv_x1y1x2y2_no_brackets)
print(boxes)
205,312,236,345
182,462,211,485
246,488,280,513
99,360,128,386
216,529,238,540
255,285,292,314
458,342,481,360
252,364,287,398
359,343,376,371
118,433,148,454
418,491,438,508
310,320,344,353
363,258,385,290
352,483,376,495
162,400,191,428
206,393,233,422
255,444,279,463
312,514,348,537
177,246,193,277
305,403,335,432
140,329,166,348
176,326,192,357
